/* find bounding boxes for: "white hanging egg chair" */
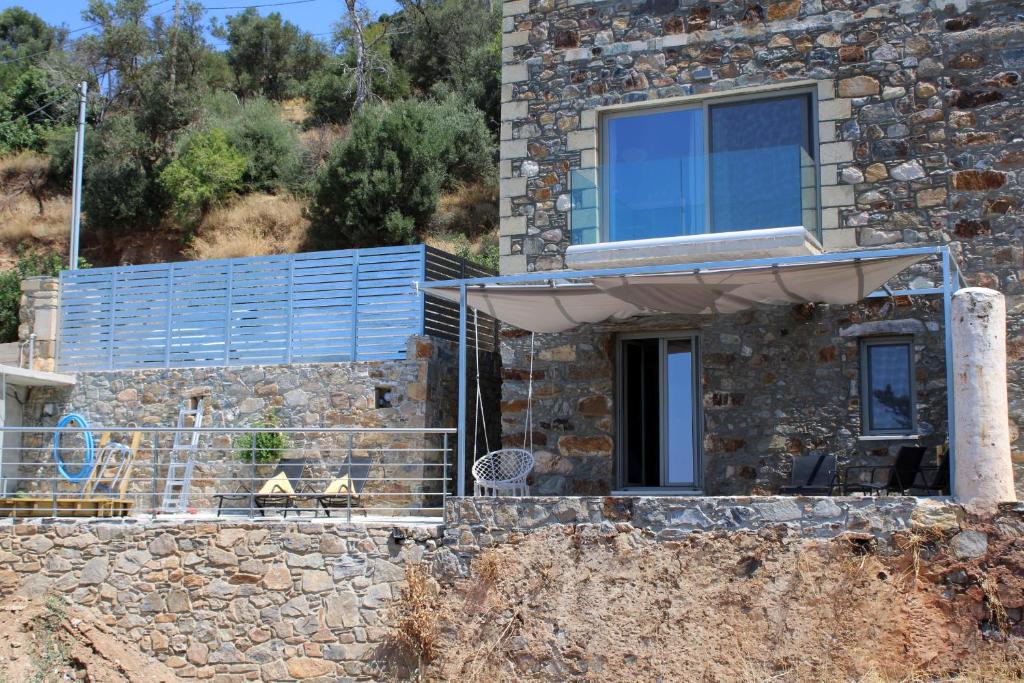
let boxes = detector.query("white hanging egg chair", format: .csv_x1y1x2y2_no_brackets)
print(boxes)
470,310,535,496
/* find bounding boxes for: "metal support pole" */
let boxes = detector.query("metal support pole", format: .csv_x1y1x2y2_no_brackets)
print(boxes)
151,435,159,514
456,284,468,498
69,81,87,270
442,432,448,525
942,247,957,496
346,433,353,523
249,432,256,518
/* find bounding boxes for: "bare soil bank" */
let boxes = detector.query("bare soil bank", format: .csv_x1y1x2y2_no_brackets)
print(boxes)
405,523,1024,682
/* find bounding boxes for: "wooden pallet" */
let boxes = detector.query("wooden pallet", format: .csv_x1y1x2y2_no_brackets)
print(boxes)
0,497,133,518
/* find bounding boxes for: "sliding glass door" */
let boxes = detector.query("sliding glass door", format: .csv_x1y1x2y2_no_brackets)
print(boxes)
618,334,701,490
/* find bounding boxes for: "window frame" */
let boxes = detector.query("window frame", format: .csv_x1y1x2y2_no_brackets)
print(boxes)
597,85,821,244
859,336,918,437
615,331,703,492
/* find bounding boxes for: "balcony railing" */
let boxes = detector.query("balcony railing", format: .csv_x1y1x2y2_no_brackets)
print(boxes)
58,245,494,372
0,426,455,522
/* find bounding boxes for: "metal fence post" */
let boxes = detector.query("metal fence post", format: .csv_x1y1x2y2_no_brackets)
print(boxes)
350,253,360,362
346,433,353,524
285,259,295,363
442,432,449,525
249,431,256,519
151,434,159,515
224,262,234,366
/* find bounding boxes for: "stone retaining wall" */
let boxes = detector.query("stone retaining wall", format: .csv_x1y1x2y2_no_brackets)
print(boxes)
0,496,1009,680
0,518,443,681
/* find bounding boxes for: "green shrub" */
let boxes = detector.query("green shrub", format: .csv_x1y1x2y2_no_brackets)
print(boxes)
0,250,65,343
233,412,289,464
159,128,247,224
47,116,170,235
204,94,304,193
306,95,495,249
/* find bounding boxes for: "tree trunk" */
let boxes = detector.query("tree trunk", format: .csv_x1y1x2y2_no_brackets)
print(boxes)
345,0,369,113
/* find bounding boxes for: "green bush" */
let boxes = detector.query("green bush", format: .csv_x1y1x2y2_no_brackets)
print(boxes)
0,250,65,343
159,128,247,223
200,93,305,193
233,412,289,464
46,116,170,235
306,95,495,249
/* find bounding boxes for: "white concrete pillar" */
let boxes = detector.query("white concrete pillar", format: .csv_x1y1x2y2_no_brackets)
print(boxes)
952,287,1016,504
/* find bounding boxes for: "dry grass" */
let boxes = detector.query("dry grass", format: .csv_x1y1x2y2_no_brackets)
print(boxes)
0,153,68,248
187,193,308,261
430,181,499,237
300,123,348,170
393,564,447,671
278,98,309,125
0,152,48,179
0,193,70,244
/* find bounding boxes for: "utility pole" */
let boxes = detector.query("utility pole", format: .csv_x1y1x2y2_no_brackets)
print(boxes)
69,81,87,271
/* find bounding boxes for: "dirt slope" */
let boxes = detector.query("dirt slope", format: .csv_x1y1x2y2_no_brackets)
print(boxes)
405,524,1024,682
0,571,176,683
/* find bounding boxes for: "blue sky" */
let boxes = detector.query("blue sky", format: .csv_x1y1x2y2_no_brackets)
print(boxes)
0,0,401,46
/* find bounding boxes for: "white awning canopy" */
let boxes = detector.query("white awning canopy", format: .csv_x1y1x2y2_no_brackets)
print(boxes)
431,253,926,333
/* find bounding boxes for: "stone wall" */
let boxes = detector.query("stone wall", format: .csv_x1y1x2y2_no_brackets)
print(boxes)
497,0,1024,495
0,518,441,680
19,275,58,372
0,496,1006,680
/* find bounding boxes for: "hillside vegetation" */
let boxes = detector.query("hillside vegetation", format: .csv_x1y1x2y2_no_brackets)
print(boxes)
0,0,500,275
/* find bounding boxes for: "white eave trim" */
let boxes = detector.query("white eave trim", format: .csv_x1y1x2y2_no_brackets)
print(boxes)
565,226,823,271
0,364,76,387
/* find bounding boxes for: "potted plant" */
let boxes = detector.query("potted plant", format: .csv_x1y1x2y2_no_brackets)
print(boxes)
233,410,289,464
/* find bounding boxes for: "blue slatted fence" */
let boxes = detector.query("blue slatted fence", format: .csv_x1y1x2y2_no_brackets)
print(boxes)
58,246,430,371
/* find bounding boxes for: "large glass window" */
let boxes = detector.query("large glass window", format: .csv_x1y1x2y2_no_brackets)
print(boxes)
861,337,916,435
599,92,817,243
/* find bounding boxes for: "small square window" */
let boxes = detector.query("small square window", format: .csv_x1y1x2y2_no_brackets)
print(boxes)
860,337,916,435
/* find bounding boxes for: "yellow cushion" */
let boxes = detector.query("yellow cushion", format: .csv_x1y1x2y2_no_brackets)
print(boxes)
258,472,294,496
324,476,354,496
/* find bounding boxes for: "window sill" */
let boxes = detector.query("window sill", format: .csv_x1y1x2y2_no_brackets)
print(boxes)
565,226,821,271
611,488,705,496
858,434,921,442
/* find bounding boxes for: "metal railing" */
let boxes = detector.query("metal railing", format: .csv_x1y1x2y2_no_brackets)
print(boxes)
0,426,456,523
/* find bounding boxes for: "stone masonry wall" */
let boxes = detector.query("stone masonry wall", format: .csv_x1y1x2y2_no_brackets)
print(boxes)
0,518,442,680
0,496,993,681
498,0,1024,495
19,275,59,372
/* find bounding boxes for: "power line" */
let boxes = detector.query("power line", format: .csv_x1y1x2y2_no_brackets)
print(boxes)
201,0,319,8
0,90,74,130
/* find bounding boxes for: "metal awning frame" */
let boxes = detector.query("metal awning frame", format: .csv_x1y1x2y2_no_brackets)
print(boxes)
421,245,966,497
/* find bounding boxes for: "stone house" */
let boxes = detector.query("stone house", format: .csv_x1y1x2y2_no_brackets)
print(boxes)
482,0,1022,496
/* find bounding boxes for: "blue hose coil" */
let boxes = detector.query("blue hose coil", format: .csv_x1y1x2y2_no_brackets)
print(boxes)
53,413,95,482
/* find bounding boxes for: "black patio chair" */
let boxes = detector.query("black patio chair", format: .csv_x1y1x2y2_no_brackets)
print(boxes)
839,446,927,496
215,457,309,517
915,454,950,495
315,457,372,517
779,454,837,495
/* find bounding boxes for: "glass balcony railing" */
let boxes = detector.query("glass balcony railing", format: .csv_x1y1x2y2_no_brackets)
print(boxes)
569,146,819,246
